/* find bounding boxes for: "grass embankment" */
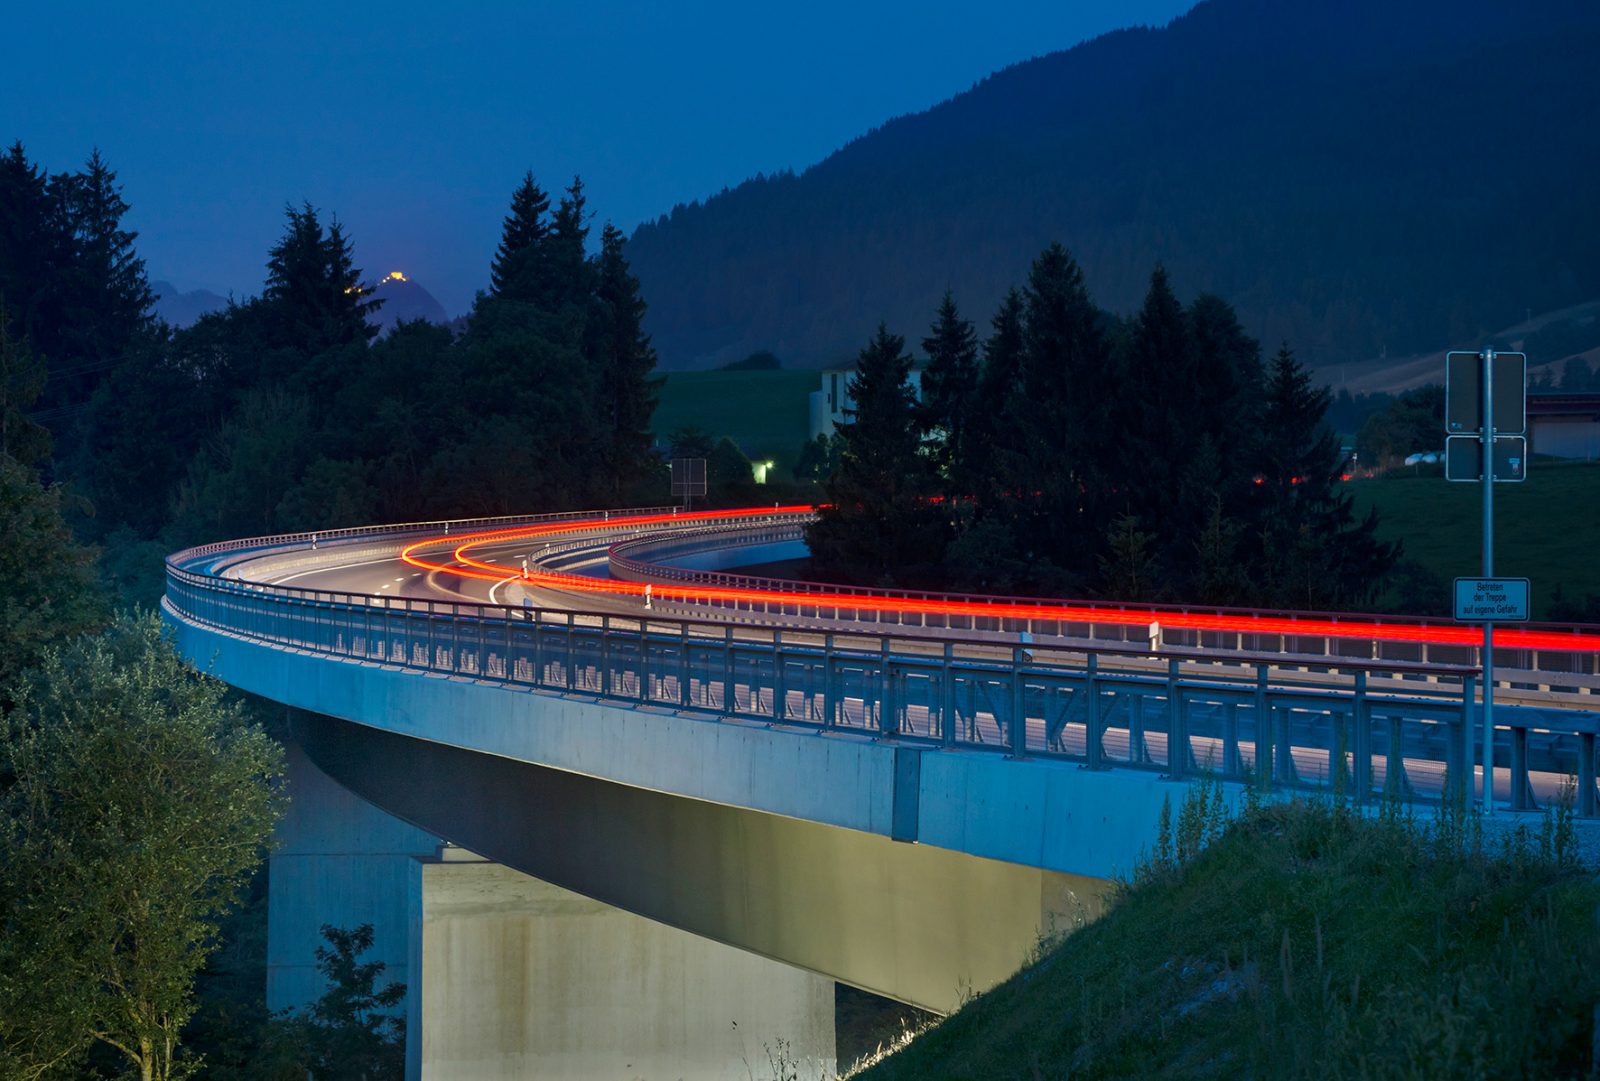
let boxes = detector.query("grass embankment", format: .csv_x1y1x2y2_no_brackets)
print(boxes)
860,794,1599,1080
652,369,819,473
1351,460,1600,619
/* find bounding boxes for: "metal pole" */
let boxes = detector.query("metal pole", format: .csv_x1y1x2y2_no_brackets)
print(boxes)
1481,347,1495,815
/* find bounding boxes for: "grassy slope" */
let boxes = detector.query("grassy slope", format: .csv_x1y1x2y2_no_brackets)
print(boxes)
651,370,819,473
861,800,1599,1080
1350,460,1600,619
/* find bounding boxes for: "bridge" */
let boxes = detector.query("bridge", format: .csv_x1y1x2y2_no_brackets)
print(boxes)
163,505,1600,1079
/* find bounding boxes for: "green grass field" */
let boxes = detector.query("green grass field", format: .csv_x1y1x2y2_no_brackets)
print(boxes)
1350,459,1600,619
651,369,820,473
860,795,1599,1080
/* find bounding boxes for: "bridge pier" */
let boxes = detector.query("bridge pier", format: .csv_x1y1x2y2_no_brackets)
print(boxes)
273,736,835,1080
410,849,836,1081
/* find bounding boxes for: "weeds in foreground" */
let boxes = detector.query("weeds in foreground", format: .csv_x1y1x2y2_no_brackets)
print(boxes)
857,778,1599,1080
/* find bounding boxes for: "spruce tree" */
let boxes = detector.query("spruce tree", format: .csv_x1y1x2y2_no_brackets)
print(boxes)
262,204,379,356
1117,265,1194,564
0,301,51,467
967,286,1025,499
918,290,978,488
591,222,662,500
546,176,592,311
488,171,551,302
0,143,59,351
806,324,945,582
1016,243,1114,584
1248,344,1397,608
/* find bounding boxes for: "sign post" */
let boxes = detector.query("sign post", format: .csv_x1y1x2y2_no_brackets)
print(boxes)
1444,348,1527,814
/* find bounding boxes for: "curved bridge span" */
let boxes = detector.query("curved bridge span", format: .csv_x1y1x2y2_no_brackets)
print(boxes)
165,505,1600,1013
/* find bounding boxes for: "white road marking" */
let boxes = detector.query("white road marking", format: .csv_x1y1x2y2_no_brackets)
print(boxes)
273,555,404,584
487,574,521,606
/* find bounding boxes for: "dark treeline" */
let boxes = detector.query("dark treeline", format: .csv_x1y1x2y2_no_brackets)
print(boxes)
0,145,664,1077
808,245,1398,611
1,145,662,603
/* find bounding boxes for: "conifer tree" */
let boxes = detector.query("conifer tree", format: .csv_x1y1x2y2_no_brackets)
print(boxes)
488,172,551,302
918,290,978,487
262,204,379,356
0,302,51,468
1248,344,1397,607
807,324,946,582
57,150,155,359
546,176,592,311
1117,266,1193,554
1016,243,1114,582
0,143,59,350
591,222,662,499
966,287,1026,499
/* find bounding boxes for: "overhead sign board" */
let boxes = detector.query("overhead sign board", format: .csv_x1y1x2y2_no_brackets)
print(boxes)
1444,434,1526,482
1453,577,1530,622
1446,350,1526,435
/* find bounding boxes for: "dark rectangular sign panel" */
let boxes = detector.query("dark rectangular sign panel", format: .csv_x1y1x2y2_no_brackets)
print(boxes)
1446,351,1526,435
1444,434,1527,482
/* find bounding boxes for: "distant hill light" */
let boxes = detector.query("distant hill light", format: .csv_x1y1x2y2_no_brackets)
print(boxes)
385,271,408,282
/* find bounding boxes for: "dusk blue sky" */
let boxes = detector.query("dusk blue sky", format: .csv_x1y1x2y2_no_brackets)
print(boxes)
4,2,1194,315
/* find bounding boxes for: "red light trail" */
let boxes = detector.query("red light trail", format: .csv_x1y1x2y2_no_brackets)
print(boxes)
398,507,1600,654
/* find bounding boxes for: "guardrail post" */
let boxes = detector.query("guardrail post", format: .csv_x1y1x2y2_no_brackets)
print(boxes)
600,615,611,697
1085,654,1103,769
1255,664,1272,792
823,633,836,728
679,623,691,708
1455,675,1476,808
638,620,650,703
724,625,736,714
1580,732,1597,819
1510,726,1536,812
1165,658,1187,779
1222,702,1239,777
879,638,893,734
1010,647,1026,758
941,642,955,747
1352,670,1371,805
773,630,786,723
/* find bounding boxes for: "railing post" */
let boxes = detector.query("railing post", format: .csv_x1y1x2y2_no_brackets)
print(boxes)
1580,732,1597,819
1458,675,1476,808
1166,658,1186,778
1352,669,1371,805
879,637,893,734
823,633,836,728
600,615,611,697
1510,726,1536,811
1255,664,1272,791
1009,647,1026,758
724,624,736,714
679,622,691,708
773,629,786,723
1085,654,1103,769
638,619,650,703
941,641,956,747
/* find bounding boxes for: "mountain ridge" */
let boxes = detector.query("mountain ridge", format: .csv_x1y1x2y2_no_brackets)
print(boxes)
625,0,1600,372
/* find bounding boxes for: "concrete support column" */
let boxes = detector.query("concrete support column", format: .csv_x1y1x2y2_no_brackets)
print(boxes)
408,851,837,1081
268,741,442,1014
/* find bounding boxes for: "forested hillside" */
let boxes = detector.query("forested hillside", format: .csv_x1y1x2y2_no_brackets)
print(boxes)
626,0,1600,369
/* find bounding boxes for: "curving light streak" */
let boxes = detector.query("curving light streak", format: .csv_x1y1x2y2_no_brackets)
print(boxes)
399,507,1600,654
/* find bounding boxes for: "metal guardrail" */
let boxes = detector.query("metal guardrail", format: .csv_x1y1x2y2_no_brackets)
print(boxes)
608,513,1600,687
166,521,1600,818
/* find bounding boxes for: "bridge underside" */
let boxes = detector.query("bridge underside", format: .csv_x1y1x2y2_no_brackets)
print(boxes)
290,709,1109,1014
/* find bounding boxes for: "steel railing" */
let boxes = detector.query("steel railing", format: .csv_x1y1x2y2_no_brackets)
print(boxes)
165,519,1600,818
607,513,1600,689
